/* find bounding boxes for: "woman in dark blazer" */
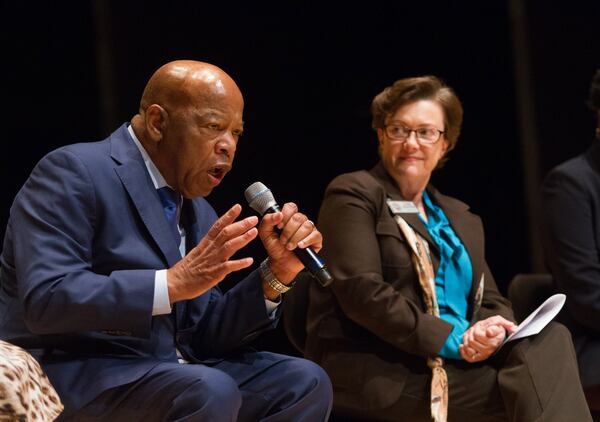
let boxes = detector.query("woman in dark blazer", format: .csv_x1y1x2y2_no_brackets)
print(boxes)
305,76,591,421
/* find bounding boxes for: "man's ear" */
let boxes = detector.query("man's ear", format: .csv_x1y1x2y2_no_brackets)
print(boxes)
145,104,168,143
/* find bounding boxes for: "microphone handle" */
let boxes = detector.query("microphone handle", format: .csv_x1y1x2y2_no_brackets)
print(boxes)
264,205,333,287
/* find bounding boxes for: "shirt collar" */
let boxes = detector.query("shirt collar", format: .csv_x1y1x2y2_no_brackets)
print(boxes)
128,124,170,190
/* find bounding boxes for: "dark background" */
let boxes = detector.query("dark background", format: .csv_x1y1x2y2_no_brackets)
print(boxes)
2,1,599,354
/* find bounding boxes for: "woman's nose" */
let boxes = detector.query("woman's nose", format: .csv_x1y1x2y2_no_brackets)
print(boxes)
402,131,420,149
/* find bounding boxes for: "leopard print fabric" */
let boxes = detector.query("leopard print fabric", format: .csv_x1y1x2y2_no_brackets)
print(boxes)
0,340,63,421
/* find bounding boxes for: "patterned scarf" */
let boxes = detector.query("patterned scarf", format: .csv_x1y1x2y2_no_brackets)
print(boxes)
388,199,448,422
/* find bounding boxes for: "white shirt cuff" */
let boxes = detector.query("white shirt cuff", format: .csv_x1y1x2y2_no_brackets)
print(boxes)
154,270,277,318
152,269,172,315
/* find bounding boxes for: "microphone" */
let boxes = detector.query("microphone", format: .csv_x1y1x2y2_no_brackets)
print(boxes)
244,182,333,287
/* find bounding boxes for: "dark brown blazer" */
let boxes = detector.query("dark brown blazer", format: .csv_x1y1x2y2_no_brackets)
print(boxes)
305,162,514,411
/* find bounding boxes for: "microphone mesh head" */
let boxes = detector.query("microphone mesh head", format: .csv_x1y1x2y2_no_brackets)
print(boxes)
244,182,277,215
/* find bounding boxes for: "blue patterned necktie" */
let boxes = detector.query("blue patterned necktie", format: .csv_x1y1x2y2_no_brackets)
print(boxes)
157,187,181,246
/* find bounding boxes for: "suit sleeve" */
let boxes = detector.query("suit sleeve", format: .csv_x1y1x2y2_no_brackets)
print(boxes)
318,175,453,358
178,270,280,359
12,149,155,337
541,168,600,332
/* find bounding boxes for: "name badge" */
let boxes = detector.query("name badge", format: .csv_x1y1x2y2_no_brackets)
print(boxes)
386,199,419,214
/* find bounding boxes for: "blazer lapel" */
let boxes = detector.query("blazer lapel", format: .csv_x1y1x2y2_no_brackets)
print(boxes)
110,125,183,267
370,162,438,251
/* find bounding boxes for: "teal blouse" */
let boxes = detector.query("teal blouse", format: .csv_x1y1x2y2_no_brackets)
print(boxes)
419,190,472,360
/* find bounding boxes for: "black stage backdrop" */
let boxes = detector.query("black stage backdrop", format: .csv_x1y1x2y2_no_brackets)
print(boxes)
2,1,599,354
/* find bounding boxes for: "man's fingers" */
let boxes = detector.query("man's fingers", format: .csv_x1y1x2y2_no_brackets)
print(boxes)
212,216,258,246
278,209,305,245
189,224,258,268
282,215,317,250
220,228,259,258
297,229,322,252
221,257,254,274
277,202,298,230
260,211,283,232
205,204,243,241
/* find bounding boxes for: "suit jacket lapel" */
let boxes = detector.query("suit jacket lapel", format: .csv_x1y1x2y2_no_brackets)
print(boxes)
110,124,183,267
370,162,437,250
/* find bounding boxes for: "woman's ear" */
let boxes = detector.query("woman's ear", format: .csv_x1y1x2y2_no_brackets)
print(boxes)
440,138,449,156
376,128,384,145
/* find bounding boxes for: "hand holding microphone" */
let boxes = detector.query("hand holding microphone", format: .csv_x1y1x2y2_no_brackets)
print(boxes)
245,182,333,287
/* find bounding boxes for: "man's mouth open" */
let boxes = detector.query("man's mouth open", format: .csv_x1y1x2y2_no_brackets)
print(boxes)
207,164,230,185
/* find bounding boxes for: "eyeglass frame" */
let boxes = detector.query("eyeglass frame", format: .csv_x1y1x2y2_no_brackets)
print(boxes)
381,123,445,145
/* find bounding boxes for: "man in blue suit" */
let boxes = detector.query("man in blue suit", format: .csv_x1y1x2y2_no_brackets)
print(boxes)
0,60,332,421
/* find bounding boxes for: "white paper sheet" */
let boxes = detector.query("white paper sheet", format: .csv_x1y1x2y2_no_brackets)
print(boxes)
502,293,566,346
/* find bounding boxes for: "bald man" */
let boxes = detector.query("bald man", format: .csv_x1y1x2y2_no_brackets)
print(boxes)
0,60,333,421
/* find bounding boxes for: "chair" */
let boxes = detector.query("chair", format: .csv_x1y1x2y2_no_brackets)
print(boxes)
507,273,554,322
282,270,313,354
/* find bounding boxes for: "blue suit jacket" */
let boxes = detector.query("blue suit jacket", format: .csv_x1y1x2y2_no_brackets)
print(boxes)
0,124,278,413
